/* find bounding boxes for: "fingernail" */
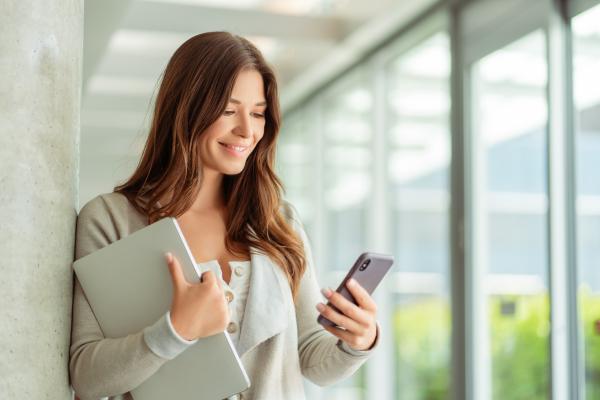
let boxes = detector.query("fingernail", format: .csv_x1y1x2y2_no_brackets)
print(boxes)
165,252,172,263
321,288,332,298
316,303,325,312
347,278,356,287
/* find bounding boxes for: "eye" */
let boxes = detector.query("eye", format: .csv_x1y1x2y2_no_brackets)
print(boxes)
223,110,235,116
252,112,265,118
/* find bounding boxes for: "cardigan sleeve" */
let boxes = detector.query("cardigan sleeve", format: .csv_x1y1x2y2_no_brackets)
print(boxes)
69,196,195,399
286,203,379,387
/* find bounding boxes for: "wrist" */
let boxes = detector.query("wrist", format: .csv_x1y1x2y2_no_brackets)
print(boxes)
353,332,376,351
169,310,195,341
363,329,377,351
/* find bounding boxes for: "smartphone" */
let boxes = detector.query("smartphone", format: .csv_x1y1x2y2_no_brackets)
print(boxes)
317,252,394,328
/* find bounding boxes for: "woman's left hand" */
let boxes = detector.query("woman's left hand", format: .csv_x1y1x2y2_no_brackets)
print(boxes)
316,278,378,351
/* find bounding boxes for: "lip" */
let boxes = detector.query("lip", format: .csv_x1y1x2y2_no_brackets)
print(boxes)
218,142,250,157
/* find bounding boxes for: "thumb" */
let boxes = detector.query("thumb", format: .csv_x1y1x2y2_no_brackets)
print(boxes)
165,252,185,290
200,269,217,287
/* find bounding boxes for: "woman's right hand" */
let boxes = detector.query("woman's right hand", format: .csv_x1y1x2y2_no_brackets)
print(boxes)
165,252,230,341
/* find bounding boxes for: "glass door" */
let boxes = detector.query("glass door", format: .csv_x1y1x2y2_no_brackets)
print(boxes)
384,31,452,400
464,1,551,398
572,3,600,399
471,29,550,400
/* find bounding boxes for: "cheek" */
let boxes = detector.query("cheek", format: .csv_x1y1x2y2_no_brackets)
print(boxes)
256,129,265,141
253,131,265,151
198,140,211,164
254,121,266,141
198,133,218,163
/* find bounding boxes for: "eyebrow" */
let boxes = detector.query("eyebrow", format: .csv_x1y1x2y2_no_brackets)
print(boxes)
229,98,267,106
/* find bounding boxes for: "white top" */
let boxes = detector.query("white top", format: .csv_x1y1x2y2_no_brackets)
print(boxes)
196,259,251,350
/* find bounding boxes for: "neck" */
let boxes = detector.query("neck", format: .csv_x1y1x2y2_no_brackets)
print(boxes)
191,168,225,212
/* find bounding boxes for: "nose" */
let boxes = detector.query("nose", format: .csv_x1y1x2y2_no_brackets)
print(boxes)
234,113,252,138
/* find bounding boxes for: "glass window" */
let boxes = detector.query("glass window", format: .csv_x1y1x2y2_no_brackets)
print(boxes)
277,111,316,235
573,4,600,399
317,69,374,400
472,30,550,400
322,71,373,272
386,32,451,399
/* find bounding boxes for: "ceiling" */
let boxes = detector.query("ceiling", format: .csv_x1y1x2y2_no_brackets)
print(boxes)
79,0,435,207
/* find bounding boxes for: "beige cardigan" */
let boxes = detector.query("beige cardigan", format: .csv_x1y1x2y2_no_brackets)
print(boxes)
69,193,377,399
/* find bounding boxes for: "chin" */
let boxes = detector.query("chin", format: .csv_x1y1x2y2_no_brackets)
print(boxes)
220,164,246,176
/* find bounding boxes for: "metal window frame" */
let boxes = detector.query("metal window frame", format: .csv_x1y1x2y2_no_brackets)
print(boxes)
546,1,582,400
308,94,328,400
449,2,468,399
364,48,395,400
461,0,550,64
557,0,600,399
463,47,494,400
569,0,600,16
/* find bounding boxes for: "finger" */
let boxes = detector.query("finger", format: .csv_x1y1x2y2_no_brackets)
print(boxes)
316,303,362,334
323,324,359,348
324,289,371,326
346,279,377,313
165,252,185,290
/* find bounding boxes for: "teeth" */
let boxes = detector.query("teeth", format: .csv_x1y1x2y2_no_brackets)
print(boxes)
223,143,246,152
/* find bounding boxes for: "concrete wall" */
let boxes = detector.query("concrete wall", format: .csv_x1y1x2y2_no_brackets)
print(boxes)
0,0,83,397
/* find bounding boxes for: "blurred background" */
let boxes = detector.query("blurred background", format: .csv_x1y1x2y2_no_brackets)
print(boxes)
79,0,600,399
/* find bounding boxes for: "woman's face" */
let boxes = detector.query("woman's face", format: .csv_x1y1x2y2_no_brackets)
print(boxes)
198,68,267,176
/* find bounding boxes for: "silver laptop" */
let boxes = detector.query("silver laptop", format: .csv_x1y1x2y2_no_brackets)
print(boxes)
73,217,250,400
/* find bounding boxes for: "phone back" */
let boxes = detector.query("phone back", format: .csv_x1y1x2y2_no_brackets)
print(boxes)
338,252,394,302
318,252,394,327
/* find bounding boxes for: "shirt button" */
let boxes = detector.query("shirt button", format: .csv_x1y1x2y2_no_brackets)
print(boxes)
225,291,234,303
227,322,237,334
234,266,244,277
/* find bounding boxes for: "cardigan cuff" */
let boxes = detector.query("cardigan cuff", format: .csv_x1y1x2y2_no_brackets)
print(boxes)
143,311,198,360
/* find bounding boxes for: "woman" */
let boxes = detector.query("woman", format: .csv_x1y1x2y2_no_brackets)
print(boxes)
70,31,379,400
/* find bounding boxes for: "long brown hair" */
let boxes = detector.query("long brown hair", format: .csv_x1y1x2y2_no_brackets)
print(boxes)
115,32,306,299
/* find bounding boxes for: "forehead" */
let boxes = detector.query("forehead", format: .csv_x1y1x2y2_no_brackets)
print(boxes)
230,69,265,104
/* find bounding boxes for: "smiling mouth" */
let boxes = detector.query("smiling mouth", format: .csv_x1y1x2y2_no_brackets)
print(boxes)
219,142,249,153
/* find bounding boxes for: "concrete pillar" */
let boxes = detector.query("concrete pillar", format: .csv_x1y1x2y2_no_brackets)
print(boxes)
0,1,83,397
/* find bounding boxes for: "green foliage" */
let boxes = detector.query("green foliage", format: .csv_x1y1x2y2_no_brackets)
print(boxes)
579,287,600,399
488,295,549,400
393,297,451,400
392,293,600,399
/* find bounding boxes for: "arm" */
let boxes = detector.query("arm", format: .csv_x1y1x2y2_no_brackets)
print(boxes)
69,197,196,399
288,206,380,387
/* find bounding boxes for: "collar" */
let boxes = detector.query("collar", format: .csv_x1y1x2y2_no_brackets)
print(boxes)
236,246,291,358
